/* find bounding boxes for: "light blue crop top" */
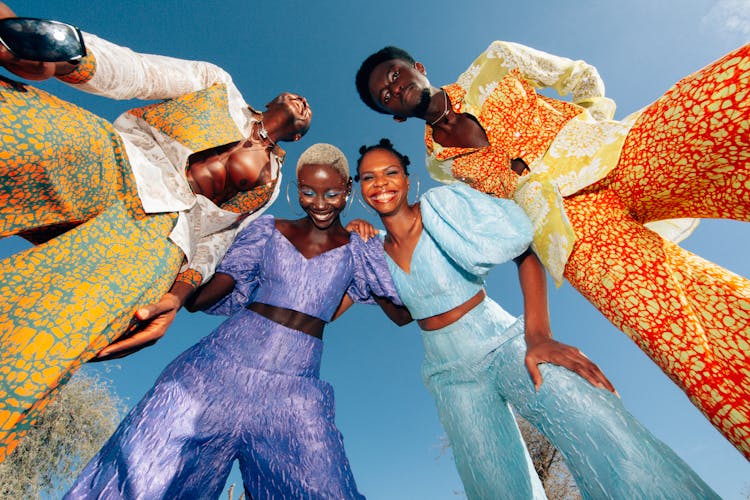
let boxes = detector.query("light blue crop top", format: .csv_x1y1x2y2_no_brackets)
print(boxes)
383,184,533,319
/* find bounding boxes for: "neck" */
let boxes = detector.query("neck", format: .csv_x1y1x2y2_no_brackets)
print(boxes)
259,111,285,145
423,88,451,127
380,203,421,244
297,216,346,238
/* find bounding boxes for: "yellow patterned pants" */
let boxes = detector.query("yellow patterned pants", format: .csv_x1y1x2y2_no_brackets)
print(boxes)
563,45,750,458
0,78,183,462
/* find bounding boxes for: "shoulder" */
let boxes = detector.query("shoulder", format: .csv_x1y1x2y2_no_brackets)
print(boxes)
348,231,386,259
235,214,276,240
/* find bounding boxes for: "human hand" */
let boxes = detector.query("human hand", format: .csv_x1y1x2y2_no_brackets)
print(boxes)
524,337,617,394
345,218,378,241
0,4,80,80
0,50,59,80
93,293,182,361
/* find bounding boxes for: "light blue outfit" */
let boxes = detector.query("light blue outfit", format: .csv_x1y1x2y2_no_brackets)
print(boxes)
384,183,718,500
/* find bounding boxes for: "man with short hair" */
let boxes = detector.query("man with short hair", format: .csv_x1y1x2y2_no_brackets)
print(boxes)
356,41,750,459
0,3,311,461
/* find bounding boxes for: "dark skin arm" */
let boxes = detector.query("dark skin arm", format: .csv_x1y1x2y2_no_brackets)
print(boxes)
342,219,412,325
93,281,196,360
333,293,412,326
184,272,236,312
94,271,236,360
515,249,616,394
94,270,240,360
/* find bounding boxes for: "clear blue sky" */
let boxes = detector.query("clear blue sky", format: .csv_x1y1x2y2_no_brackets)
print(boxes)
4,0,749,498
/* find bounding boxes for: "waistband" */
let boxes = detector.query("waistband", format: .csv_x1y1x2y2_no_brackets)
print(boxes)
247,302,325,338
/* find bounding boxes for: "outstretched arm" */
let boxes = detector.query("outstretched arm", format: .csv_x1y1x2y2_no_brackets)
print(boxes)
93,281,195,360
332,293,412,326
515,248,616,393
93,270,239,360
475,41,616,120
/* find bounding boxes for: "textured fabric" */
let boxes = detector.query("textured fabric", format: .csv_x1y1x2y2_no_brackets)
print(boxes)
67,216,400,498
62,32,282,281
386,184,717,499
423,302,719,500
0,205,182,463
0,77,185,462
423,42,750,458
562,43,750,458
388,184,531,319
423,40,698,283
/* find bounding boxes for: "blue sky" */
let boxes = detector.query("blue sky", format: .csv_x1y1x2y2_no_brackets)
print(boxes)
4,0,750,498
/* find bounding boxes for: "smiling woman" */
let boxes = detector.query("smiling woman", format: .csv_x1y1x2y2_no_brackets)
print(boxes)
64,143,407,499
352,138,720,499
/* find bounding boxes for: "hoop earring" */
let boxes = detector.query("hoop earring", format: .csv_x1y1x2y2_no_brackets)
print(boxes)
357,194,376,216
343,190,355,218
410,175,421,205
285,182,303,215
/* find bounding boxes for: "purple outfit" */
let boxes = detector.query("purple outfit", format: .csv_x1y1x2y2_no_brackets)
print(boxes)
66,215,399,500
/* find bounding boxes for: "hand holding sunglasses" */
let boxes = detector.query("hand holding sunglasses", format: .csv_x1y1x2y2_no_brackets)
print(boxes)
0,16,86,81
0,17,85,63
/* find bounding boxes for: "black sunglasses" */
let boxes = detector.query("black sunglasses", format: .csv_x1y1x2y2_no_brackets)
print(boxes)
0,17,85,63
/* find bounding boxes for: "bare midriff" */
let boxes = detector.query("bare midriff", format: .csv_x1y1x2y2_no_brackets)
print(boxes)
417,289,486,331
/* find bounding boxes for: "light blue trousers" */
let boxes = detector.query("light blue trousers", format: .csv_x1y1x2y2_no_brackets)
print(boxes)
422,299,718,500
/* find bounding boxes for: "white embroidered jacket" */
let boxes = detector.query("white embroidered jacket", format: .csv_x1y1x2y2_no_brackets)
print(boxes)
61,33,282,284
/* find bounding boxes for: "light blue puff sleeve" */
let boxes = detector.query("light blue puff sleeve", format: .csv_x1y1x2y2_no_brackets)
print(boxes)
204,215,275,316
346,233,404,306
420,183,533,278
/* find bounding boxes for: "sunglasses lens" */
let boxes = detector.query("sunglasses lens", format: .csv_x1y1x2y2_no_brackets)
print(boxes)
0,18,84,62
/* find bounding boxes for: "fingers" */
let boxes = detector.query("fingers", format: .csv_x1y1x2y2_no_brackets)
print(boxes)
6,60,57,80
526,340,618,395
524,356,543,391
135,295,179,320
91,337,158,362
555,349,617,394
345,219,378,241
95,331,159,360
95,307,177,360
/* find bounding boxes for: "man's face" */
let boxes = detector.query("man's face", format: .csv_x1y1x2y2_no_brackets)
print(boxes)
367,58,431,119
267,92,313,135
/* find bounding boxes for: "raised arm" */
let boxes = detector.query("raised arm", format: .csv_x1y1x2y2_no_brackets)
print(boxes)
58,32,234,100
471,40,616,120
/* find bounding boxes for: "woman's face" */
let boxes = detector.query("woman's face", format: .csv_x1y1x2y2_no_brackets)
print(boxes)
297,163,351,229
358,148,409,216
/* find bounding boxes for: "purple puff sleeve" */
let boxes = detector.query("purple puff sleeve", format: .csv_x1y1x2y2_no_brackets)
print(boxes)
204,215,275,316
346,233,403,306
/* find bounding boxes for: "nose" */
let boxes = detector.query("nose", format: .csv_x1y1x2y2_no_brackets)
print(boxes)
373,173,387,187
312,193,327,209
389,80,402,98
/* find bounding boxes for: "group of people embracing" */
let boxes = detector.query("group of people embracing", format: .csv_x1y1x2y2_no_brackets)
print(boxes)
0,2,748,498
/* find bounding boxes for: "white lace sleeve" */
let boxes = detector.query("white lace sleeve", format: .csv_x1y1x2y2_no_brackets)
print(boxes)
484,41,616,120
67,32,234,100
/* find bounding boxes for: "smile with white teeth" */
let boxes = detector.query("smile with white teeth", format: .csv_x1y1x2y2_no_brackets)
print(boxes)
310,210,334,221
370,191,397,204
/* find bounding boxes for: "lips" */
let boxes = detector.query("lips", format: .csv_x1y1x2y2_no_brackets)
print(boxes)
309,210,335,223
368,191,397,205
